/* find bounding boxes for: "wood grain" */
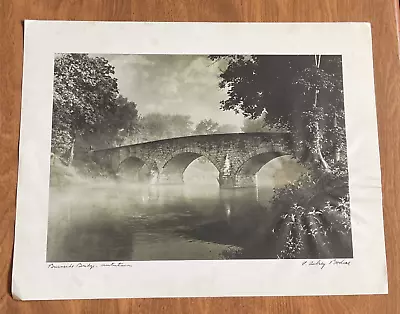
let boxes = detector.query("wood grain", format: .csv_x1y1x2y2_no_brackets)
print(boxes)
0,0,399,313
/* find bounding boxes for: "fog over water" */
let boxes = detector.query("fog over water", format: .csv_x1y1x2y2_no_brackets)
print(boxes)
47,156,305,261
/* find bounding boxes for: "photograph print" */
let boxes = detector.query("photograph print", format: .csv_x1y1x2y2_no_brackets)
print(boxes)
47,53,352,262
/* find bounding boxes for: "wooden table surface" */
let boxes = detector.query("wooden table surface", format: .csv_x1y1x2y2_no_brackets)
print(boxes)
1,0,399,313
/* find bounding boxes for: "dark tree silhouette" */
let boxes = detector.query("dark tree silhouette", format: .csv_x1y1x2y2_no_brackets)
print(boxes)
52,54,141,162
85,95,140,148
209,55,346,170
52,53,119,163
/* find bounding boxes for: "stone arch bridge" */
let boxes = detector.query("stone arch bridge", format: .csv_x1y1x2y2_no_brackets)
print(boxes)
90,132,293,188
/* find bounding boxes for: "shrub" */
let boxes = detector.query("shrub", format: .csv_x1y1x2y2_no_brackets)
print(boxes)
270,166,352,259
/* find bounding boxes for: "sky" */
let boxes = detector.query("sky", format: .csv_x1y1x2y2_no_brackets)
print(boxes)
93,54,244,128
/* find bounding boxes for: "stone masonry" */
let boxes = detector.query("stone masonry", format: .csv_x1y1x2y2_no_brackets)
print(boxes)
91,132,293,188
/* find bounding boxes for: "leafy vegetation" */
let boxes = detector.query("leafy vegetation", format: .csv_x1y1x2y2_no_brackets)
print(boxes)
209,55,345,170
241,113,273,133
270,166,351,258
193,119,238,135
52,54,138,164
210,54,351,258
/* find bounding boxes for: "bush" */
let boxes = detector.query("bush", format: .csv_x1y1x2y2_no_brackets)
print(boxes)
50,158,86,187
270,166,352,259
50,155,112,187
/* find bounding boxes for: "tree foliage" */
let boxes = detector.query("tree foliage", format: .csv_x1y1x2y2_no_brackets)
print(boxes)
82,95,140,149
52,53,120,159
193,119,238,135
193,119,220,135
270,169,351,258
241,113,272,133
122,113,194,144
209,55,346,169
52,53,143,164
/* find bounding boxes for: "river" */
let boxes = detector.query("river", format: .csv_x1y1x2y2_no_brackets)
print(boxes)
46,181,289,262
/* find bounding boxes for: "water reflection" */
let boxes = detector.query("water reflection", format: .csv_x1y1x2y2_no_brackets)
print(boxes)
47,182,285,261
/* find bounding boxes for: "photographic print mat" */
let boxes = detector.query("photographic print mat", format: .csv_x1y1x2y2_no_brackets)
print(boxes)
12,21,387,300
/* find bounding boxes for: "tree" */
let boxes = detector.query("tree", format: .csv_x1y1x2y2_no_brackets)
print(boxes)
193,119,239,135
241,113,272,132
52,53,119,164
112,96,140,144
291,55,345,170
81,95,139,149
209,55,345,171
169,114,195,137
130,113,194,143
217,124,239,133
193,119,220,135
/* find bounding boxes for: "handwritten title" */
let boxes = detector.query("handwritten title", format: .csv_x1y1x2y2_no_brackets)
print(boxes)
48,262,132,270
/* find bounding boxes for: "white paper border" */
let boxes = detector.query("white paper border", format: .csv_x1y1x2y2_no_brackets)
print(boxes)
12,21,387,300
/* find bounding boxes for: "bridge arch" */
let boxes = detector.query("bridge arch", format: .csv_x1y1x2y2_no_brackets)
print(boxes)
233,149,293,188
159,149,220,185
117,156,159,183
